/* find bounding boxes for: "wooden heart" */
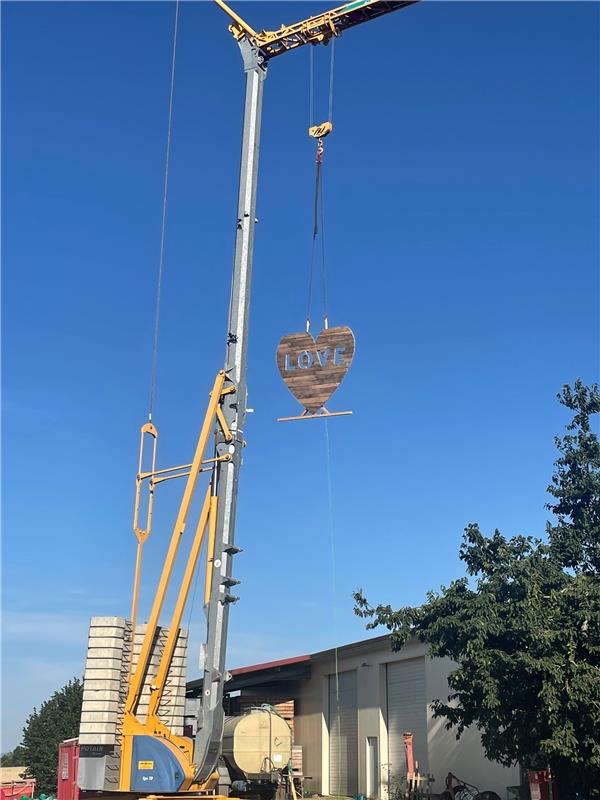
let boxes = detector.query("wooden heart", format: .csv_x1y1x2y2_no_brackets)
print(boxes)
276,326,355,413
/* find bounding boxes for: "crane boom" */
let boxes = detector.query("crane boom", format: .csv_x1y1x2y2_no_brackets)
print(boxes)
193,0,418,784
216,0,418,59
214,0,418,60
78,2,418,796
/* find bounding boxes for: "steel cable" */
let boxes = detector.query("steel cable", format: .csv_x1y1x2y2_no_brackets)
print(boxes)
148,0,180,421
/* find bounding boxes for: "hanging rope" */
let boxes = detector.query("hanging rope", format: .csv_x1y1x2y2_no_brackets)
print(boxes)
148,0,180,421
309,46,315,130
319,164,329,330
305,40,335,334
328,38,336,125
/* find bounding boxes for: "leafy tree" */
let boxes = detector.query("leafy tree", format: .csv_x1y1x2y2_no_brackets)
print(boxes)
22,678,83,795
547,381,600,573
354,381,600,798
1,745,28,767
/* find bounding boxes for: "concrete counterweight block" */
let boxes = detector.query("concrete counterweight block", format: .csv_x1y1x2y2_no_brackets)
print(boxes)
78,616,188,791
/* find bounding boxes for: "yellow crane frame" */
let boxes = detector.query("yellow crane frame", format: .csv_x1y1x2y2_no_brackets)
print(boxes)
120,371,235,792
84,1,418,796
214,0,417,60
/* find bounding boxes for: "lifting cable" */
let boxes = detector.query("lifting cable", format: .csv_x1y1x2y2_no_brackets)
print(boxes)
305,39,335,334
148,0,180,422
306,43,342,789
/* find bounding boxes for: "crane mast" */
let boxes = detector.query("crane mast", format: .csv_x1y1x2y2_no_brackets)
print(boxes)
77,2,418,796
195,0,417,779
194,37,265,784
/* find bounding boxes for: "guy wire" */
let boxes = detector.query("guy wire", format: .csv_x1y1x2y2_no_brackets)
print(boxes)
148,0,180,422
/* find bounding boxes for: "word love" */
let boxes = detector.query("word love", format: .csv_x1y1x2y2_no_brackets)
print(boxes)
276,326,355,414
284,346,346,371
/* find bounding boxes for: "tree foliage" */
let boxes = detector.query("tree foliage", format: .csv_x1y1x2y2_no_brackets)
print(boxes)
547,381,600,573
21,678,83,795
354,381,600,798
1,745,28,767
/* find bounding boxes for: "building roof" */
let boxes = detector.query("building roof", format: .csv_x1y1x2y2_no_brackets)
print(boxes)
230,654,311,676
186,654,312,697
0,768,30,785
186,634,395,697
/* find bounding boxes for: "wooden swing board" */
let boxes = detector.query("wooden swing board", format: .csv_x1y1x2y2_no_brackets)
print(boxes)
276,409,353,422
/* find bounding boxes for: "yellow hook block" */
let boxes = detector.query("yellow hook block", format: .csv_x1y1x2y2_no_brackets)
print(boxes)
309,121,333,138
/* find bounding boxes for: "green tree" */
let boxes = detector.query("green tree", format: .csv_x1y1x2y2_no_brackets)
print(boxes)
354,381,600,798
22,678,83,795
1,745,28,767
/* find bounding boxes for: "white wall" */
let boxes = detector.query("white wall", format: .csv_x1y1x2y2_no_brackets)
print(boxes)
425,656,520,797
294,637,520,798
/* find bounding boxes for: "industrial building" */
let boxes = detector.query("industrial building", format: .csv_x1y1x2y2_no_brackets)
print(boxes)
186,635,520,799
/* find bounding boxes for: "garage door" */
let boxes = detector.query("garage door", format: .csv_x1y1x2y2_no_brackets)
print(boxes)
386,658,428,783
328,670,358,796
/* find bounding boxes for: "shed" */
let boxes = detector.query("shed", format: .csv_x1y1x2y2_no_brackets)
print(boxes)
186,634,520,798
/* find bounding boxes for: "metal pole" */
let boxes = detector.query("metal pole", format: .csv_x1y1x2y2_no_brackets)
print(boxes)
194,39,266,783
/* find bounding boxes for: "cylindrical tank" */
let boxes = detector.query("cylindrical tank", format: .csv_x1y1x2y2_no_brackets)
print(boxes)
222,709,292,780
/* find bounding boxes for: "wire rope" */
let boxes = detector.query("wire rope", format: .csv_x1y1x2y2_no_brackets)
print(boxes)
309,45,315,129
305,40,336,333
328,38,336,124
319,168,329,329
323,45,339,788
148,0,180,421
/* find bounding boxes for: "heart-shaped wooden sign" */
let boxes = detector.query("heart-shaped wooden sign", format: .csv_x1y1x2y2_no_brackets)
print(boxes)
276,326,355,413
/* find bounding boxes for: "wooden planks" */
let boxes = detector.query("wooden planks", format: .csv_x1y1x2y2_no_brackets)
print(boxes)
276,326,355,413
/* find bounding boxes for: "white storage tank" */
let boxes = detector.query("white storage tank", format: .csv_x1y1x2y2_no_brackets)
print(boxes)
222,708,292,779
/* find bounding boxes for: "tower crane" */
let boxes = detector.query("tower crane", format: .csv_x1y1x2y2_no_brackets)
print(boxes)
76,2,418,798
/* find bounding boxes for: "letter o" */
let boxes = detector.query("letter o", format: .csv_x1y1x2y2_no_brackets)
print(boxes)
298,350,314,369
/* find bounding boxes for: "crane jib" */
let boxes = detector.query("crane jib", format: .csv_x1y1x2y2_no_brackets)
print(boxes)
75,1,420,794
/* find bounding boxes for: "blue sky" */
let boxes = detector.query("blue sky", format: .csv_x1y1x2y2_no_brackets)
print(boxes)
2,1,598,752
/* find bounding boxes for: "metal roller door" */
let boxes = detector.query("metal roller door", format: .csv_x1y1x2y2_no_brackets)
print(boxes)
386,658,428,782
328,670,358,796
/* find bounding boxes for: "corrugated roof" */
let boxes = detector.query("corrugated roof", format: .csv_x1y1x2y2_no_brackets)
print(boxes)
226,633,392,676
186,634,400,697
230,654,310,676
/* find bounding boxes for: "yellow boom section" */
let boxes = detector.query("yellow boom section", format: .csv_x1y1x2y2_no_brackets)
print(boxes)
214,0,418,60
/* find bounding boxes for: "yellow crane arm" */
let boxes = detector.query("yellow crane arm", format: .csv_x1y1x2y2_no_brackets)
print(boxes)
214,0,419,60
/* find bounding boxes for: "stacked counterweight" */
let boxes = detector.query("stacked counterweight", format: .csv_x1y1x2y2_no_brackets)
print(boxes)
78,616,187,791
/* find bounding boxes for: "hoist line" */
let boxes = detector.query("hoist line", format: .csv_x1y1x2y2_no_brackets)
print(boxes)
319,169,329,329
321,39,333,329
328,37,335,123
313,161,321,238
305,158,320,332
148,0,180,422
306,237,316,333
309,45,314,129
305,36,335,333
306,158,330,331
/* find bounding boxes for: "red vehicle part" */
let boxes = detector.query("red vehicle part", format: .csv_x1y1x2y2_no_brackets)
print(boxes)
528,770,559,800
57,738,79,800
0,781,35,800
403,732,416,776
